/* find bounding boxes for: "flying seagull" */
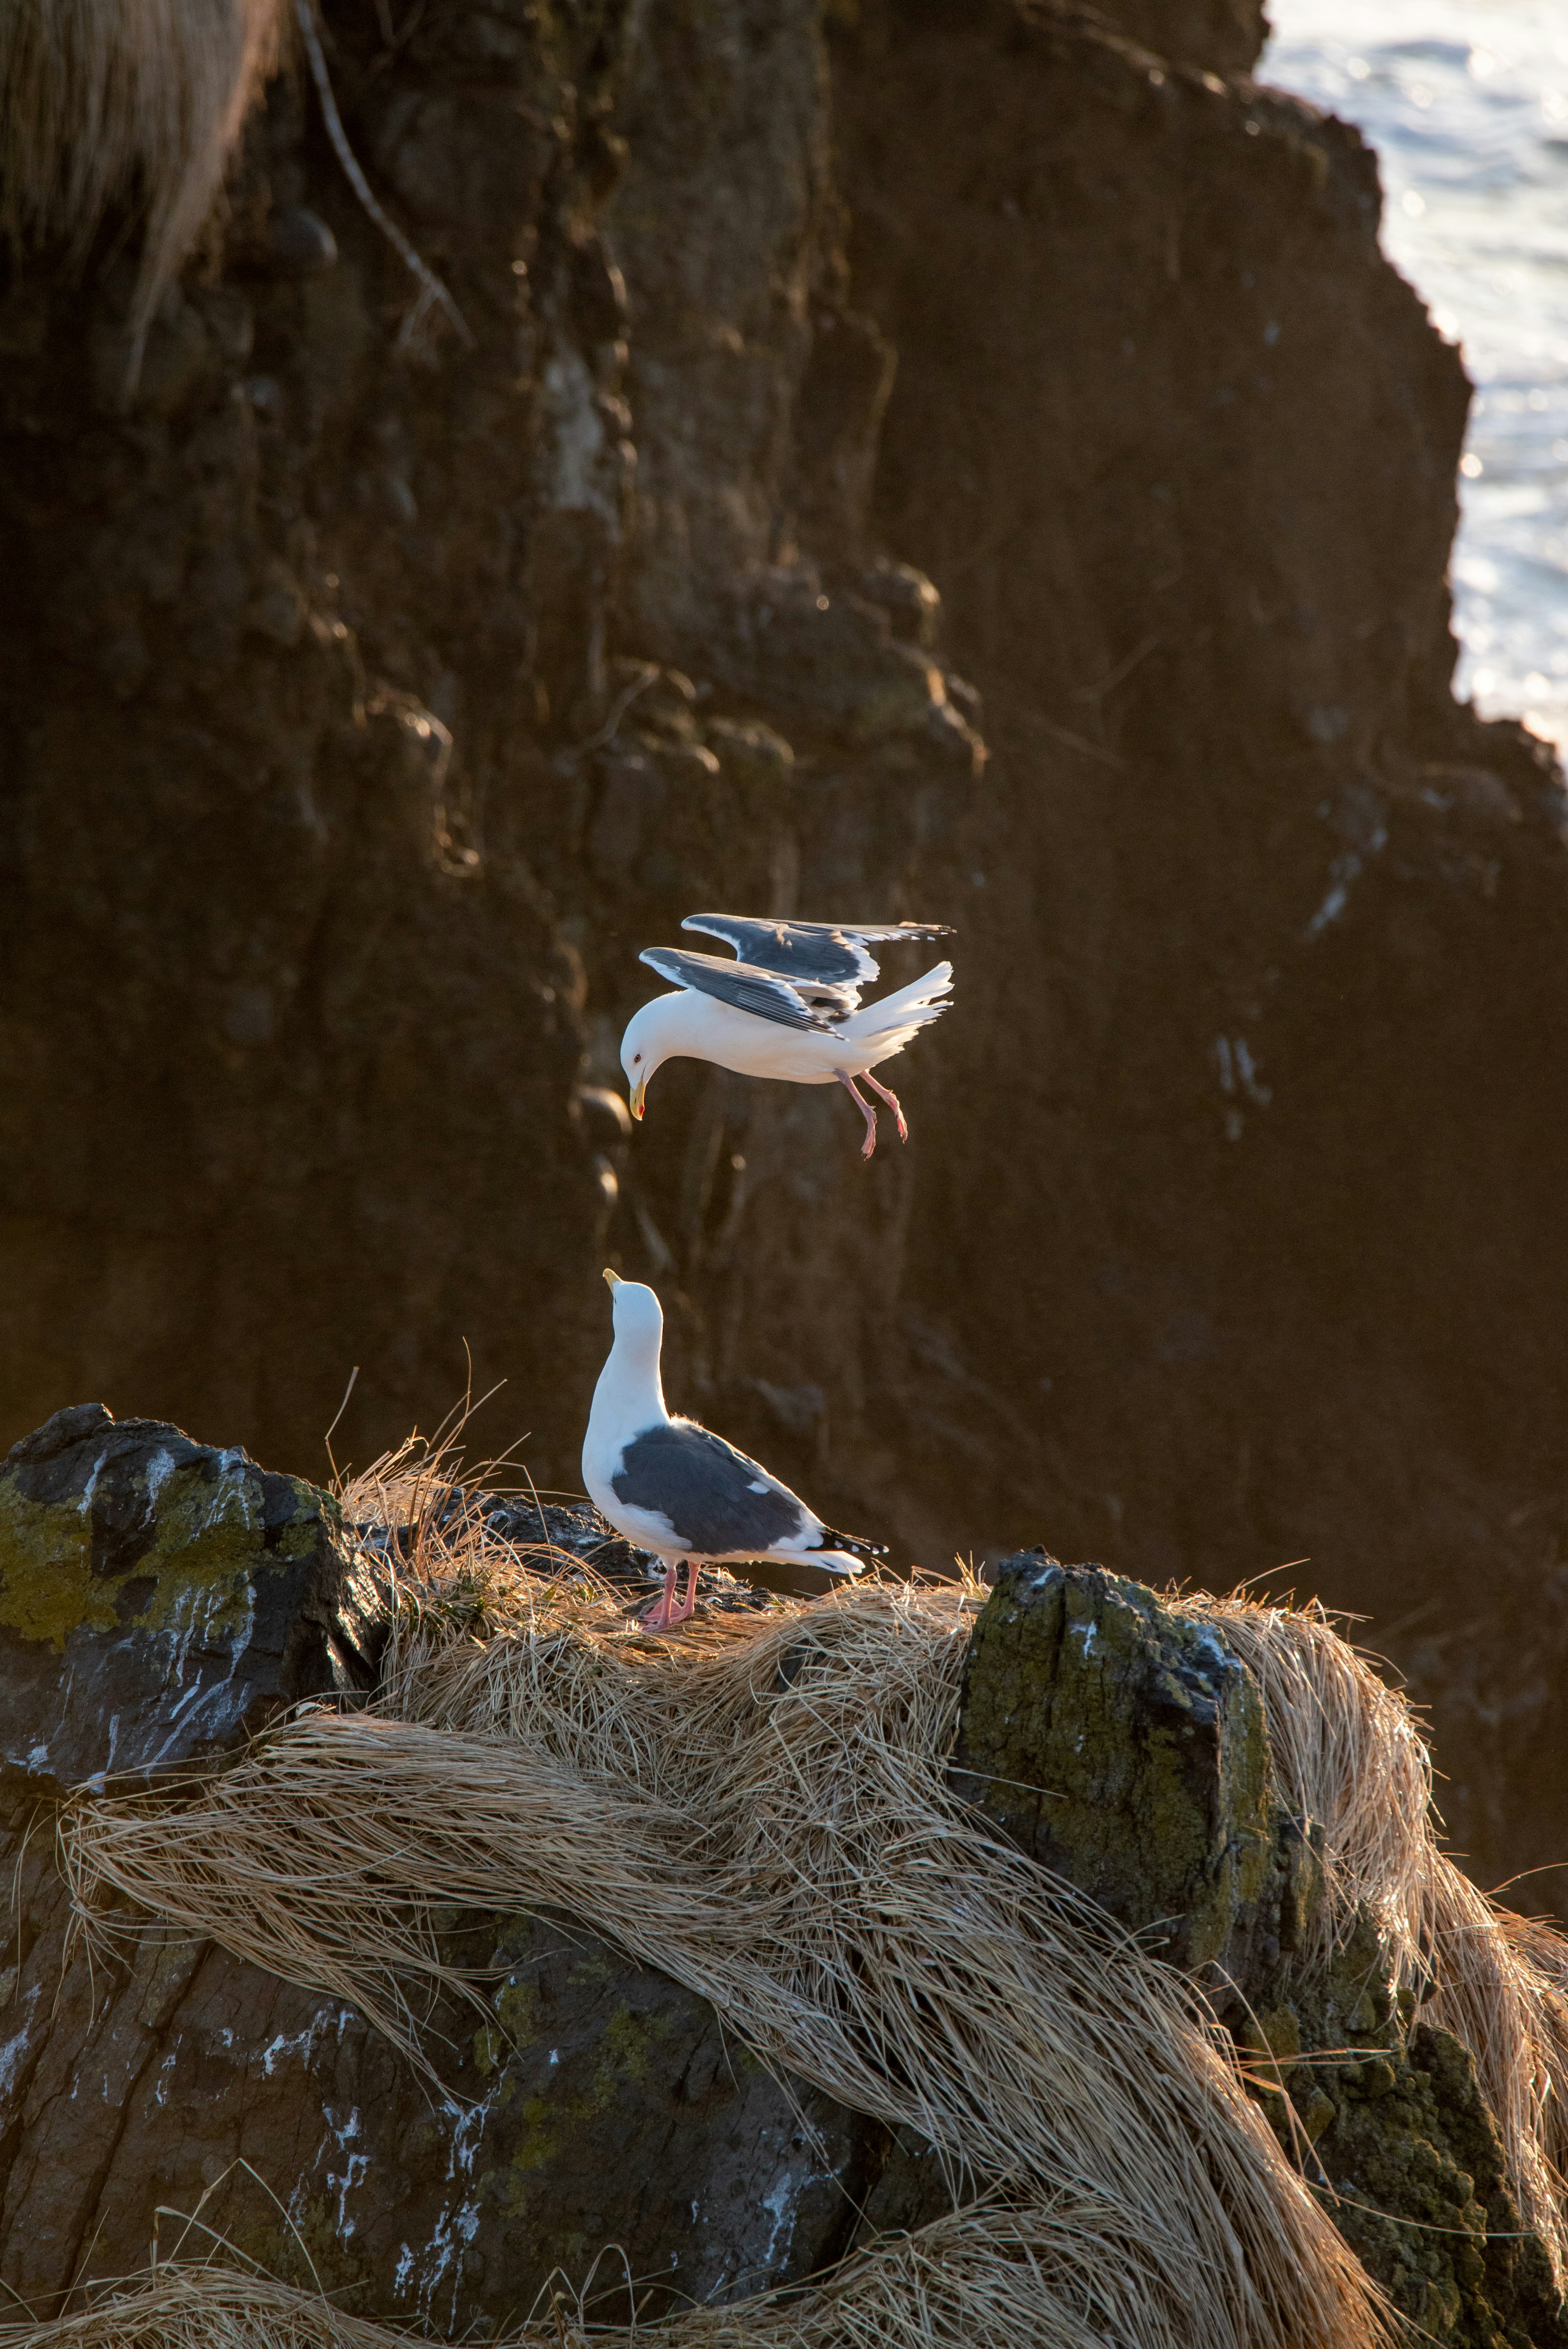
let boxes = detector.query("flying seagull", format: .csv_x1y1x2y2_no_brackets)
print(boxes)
620,914,955,1158
582,1270,884,1631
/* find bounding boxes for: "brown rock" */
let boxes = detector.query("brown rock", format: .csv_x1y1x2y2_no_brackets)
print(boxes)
828,0,1568,1915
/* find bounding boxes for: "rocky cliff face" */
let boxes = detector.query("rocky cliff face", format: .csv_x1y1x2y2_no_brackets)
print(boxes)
2,0,1565,1916
827,0,1568,1917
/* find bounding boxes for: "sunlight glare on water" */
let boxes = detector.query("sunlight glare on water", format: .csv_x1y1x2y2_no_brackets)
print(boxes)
1265,0,1568,757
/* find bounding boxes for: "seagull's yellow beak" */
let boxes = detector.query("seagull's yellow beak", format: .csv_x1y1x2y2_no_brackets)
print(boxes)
603,1267,623,1288
628,1078,646,1121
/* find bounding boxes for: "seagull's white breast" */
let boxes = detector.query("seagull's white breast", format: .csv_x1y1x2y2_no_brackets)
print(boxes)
659,992,847,1083
582,1426,688,1558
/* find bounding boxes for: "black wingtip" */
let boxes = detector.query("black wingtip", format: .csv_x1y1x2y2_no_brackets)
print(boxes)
819,1526,889,1561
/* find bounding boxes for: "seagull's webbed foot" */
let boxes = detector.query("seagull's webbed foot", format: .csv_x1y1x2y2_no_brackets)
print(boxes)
864,1074,908,1143
838,1071,879,1159
641,1558,702,1633
641,1563,682,1632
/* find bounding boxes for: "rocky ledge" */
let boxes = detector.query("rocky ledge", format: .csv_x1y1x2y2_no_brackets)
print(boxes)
1,1406,1563,2345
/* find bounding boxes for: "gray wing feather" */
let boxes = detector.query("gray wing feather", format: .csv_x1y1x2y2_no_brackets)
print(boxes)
682,914,955,992
639,947,839,1032
612,1422,809,1556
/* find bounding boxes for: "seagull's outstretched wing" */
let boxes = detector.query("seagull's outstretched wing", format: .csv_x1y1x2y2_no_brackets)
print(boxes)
639,947,842,1032
681,914,955,996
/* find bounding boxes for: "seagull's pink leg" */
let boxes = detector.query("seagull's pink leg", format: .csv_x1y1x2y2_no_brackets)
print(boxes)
642,1558,702,1633
863,1074,908,1143
642,1562,681,1631
837,1072,879,1159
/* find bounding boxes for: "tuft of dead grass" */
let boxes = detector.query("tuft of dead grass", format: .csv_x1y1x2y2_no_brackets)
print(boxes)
60,1536,1392,2349
0,0,288,375
1182,1596,1434,1963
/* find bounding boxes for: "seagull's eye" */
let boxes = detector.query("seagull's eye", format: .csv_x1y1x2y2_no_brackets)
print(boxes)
633,1053,642,1064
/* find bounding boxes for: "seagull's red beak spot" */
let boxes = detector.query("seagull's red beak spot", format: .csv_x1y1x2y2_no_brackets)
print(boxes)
629,1078,647,1120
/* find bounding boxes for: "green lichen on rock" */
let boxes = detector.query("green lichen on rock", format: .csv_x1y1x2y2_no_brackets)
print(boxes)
0,1452,320,1655
0,1478,139,1649
0,1406,341,1655
950,1552,1274,1969
472,1919,681,2229
488,2004,677,2218
238,2191,376,2313
1254,1913,1568,2348
0,1404,376,1791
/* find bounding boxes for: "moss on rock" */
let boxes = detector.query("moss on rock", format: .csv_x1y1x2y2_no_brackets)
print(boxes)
0,1402,379,1793
0,1446,307,1654
950,1551,1275,1971
1253,1913,1568,2349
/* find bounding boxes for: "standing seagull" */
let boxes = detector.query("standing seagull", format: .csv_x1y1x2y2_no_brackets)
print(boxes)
619,914,954,1158
582,1270,884,1631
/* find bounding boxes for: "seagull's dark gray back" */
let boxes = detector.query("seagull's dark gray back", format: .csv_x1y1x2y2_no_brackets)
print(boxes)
612,1421,806,1556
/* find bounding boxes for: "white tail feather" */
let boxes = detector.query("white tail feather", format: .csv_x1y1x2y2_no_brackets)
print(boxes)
840,960,953,1043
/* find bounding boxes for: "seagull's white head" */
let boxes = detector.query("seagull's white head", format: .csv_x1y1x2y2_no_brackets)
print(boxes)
602,1266,664,1354
619,996,684,1121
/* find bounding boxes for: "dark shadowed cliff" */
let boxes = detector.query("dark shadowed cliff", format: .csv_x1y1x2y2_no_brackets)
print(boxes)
2,0,1565,1908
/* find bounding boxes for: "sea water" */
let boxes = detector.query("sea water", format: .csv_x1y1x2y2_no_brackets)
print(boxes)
1265,0,1568,758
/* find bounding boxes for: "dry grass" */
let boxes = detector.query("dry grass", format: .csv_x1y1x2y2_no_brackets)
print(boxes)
1189,1591,1568,2285
0,0,288,369
0,2273,386,2349
0,2191,1374,2349
59,1521,1392,2349
0,2273,409,2349
1182,1596,1435,1962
